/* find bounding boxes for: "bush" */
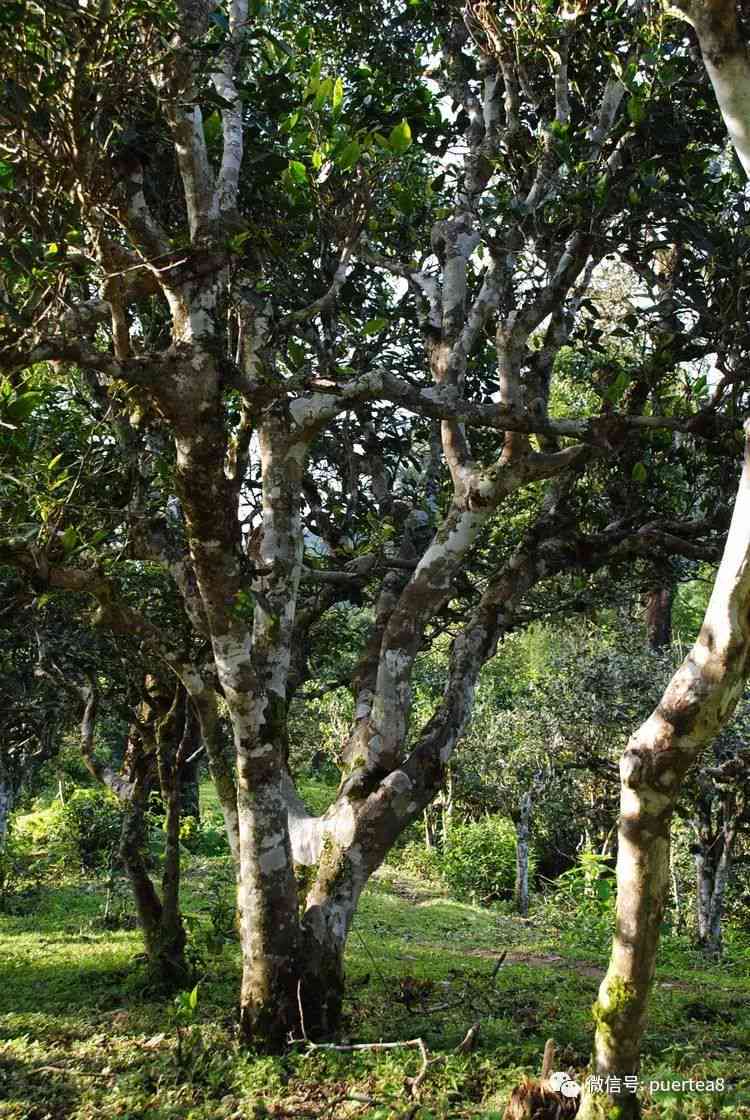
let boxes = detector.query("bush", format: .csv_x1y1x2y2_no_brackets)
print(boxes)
440,816,532,904
539,849,616,950
59,787,123,870
0,830,44,913
389,838,443,881
178,810,228,857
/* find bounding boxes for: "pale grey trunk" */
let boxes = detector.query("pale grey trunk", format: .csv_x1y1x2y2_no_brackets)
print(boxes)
694,823,735,957
671,0,750,176
514,790,533,917
579,426,750,1120
441,768,454,846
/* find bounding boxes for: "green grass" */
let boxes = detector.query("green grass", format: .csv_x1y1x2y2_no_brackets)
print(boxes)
2,796,750,1118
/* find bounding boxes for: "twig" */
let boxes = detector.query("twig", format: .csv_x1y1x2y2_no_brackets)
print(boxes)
319,1094,383,1116
404,1037,431,1097
491,949,508,980
297,978,309,1042
292,1036,432,1099
454,1021,481,1054
32,1066,98,1077
353,927,388,986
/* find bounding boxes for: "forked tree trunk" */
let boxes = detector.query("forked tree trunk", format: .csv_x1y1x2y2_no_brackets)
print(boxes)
118,779,186,987
579,424,750,1120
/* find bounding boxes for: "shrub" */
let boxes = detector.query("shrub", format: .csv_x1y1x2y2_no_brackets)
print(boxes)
539,849,616,950
59,787,123,870
389,838,443,882
179,810,228,857
0,829,44,913
440,815,533,904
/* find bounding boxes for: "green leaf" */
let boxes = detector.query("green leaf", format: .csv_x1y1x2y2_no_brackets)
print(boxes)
287,160,308,185
336,140,360,170
228,230,252,254
203,109,222,144
288,340,305,367
632,462,647,483
627,96,646,124
388,118,412,154
604,371,628,404
0,160,14,191
332,77,344,116
47,452,64,472
61,526,77,552
260,29,294,57
314,76,333,110
279,111,299,134
594,173,608,203
6,391,42,422
189,984,199,1010
363,317,388,335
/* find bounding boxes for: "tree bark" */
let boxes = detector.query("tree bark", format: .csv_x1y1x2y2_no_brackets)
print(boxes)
693,797,737,957
0,772,12,850
579,424,750,1120
178,709,201,822
514,790,533,917
113,698,189,989
669,0,750,175
644,585,673,650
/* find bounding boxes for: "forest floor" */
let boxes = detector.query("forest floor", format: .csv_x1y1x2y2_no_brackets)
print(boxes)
1,790,749,1119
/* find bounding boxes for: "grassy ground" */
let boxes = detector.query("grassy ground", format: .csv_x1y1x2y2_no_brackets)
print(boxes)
1,785,749,1119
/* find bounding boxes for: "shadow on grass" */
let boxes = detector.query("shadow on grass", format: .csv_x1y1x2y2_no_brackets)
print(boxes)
0,1052,81,1118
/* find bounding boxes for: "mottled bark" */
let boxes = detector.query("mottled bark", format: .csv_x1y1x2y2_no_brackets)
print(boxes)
4,0,741,1059
580,425,750,1120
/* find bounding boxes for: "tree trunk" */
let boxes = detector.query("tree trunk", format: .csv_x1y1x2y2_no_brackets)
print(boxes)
298,909,346,1040
514,791,532,917
669,844,683,933
579,425,750,1120
441,768,454,846
424,809,436,851
119,780,187,987
156,688,189,981
0,774,12,850
236,764,301,1051
694,814,736,957
672,0,750,176
644,585,673,650
179,745,201,821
